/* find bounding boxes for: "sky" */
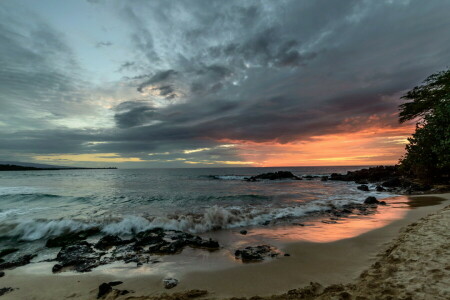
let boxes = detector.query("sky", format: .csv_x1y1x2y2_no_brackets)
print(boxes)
0,0,449,168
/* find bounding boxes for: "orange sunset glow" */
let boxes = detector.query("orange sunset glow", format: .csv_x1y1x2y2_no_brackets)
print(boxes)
222,122,415,167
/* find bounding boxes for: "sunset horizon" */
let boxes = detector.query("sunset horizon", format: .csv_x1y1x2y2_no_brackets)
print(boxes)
0,1,449,299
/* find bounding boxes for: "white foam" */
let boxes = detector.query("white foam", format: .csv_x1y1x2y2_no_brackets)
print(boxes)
6,219,97,241
213,175,248,180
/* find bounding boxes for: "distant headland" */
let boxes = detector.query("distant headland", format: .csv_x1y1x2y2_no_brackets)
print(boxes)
0,163,117,171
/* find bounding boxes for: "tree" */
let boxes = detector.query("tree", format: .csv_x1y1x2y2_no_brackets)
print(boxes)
399,69,450,123
399,69,450,183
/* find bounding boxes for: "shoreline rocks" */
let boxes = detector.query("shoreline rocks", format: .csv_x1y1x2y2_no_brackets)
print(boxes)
328,165,440,194
51,229,220,273
0,254,36,271
163,278,179,289
235,245,279,262
246,171,302,181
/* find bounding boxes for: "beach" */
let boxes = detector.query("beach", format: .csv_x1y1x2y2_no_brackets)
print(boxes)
1,193,448,299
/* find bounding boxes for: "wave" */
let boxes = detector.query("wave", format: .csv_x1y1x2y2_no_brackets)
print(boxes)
0,219,98,241
207,175,249,180
0,198,365,241
0,193,93,204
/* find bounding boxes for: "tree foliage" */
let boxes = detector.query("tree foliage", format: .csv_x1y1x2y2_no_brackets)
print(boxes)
399,69,450,123
399,69,450,183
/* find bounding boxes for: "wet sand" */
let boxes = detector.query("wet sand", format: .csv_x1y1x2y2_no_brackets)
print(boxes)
1,194,449,299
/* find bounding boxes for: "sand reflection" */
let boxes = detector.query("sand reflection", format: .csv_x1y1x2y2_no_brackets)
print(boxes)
247,199,410,243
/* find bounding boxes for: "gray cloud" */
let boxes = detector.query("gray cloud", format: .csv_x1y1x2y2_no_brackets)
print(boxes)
1,0,450,166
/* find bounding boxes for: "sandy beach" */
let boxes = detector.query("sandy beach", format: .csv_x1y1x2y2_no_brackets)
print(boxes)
0,193,448,299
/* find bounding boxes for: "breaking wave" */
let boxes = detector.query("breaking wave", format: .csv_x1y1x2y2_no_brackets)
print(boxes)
0,198,365,241
208,175,249,180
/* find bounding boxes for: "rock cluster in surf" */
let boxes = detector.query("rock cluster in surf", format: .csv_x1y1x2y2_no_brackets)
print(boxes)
246,171,302,181
50,228,220,273
235,245,279,262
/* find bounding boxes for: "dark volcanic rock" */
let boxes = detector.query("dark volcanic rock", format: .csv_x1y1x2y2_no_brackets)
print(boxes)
364,196,379,204
163,278,179,289
329,166,399,182
52,264,63,273
94,235,131,250
235,245,278,262
0,254,36,270
379,201,387,205
46,228,100,248
97,281,128,298
50,229,220,273
98,282,112,298
0,248,18,258
357,185,369,191
0,271,4,277
240,230,248,235
247,171,301,181
0,287,14,296
321,176,329,181
376,185,386,192
187,237,220,250
382,178,403,187
56,241,102,272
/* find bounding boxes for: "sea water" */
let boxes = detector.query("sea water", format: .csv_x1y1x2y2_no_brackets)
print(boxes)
0,166,392,248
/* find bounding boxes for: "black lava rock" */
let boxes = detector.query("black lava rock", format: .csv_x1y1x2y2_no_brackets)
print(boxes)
163,278,179,289
364,196,379,204
235,245,278,262
0,287,14,296
247,171,301,181
357,185,369,191
239,230,248,235
94,235,130,250
0,254,36,270
56,241,102,273
46,228,100,248
376,185,386,192
97,283,112,299
0,248,18,258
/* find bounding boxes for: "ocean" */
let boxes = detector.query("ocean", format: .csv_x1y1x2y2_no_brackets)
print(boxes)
0,166,394,248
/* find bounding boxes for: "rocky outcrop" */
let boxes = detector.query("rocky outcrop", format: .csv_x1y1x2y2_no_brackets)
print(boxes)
0,248,18,258
235,245,279,262
329,165,436,194
246,171,301,181
330,166,400,182
51,229,220,273
364,196,379,204
56,241,103,272
357,185,369,191
0,287,14,296
97,281,128,299
45,228,100,248
0,254,35,270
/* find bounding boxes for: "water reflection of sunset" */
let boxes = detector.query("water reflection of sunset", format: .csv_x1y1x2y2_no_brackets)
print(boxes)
248,204,409,243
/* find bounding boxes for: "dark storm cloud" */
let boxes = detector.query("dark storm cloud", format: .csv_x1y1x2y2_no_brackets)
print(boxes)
1,0,450,165
136,70,177,92
114,101,157,128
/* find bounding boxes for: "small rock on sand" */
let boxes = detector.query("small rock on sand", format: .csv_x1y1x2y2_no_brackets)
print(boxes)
163,278,179,289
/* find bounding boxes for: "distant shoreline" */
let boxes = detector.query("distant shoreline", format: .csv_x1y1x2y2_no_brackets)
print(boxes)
0,164,117,171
